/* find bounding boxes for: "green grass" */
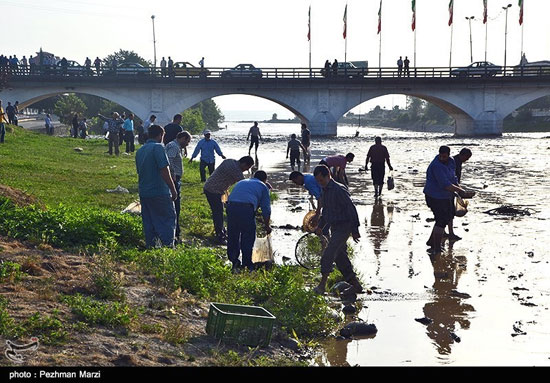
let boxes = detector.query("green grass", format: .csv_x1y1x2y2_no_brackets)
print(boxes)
0,260,24,283
0,126,340,342
60,294,139,329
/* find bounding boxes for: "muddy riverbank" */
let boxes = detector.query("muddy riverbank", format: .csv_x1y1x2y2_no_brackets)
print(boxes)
214,122,550,366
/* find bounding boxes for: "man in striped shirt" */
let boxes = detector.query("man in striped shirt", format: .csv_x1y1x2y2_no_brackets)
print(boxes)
203,156,255,243
312,165,363,295
165,131,192,242
98,112,124,155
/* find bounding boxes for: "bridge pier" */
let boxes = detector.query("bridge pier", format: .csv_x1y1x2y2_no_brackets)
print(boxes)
454,112,503,136
306,112,338,136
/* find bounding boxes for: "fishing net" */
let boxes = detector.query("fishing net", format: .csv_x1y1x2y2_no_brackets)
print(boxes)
295,233,328,270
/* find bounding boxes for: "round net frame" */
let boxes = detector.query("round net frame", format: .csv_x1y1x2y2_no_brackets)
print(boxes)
295,232,328,270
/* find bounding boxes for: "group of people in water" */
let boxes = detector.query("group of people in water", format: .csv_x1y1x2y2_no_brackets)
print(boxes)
134,117,473,296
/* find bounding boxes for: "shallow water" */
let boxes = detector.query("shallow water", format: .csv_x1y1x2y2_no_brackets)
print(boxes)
211,122,550,366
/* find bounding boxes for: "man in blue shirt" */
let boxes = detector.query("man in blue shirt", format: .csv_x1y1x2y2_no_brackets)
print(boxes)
288,171,321,200
136,125,178,248
123,113,135,154
226,171,272,272
189,130,226,182
423,146,473,254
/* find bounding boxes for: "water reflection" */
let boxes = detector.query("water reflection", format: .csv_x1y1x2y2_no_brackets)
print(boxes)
366,200,393,275
423,245,474,355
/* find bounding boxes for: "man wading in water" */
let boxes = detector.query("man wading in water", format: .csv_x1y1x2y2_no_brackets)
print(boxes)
312,165,363,295
365,136,393,198
286,133,307,171
247,121,262,157
423,146,473,253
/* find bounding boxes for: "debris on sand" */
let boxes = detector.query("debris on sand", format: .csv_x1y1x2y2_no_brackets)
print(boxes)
512,321,527,337
450,332,461,343
73,147,83,152
331,281,352,294
340,322,377,338
106,185,129,194
415,317,433,325
483,205,534,217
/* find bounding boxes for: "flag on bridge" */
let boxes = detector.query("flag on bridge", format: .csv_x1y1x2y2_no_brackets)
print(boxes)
519,0,524,25
343,4,347,39
378,0,382,34
448,0,454,26
307,5,311,41
411,0,416,31
483,0,488,24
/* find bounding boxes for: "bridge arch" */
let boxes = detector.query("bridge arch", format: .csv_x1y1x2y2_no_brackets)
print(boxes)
14,89,146,120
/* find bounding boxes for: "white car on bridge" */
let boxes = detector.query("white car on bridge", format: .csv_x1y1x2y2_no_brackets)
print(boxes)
221,64,262,79
451,62,502,78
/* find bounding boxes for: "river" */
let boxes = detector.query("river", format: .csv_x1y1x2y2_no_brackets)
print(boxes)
211,122,550,366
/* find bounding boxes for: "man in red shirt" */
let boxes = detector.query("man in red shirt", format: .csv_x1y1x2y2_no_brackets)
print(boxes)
365,137,393,198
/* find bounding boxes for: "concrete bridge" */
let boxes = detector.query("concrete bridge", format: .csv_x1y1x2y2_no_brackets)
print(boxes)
2,67,550,136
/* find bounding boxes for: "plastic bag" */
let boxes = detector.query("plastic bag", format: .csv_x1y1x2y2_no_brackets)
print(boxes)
455,195,469,217
387,171,395,191
252,234,274,264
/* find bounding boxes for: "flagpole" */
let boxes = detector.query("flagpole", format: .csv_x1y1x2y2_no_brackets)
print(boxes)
485,21,488,62
309,5,312,77
379,0,382,76
449,23,453,68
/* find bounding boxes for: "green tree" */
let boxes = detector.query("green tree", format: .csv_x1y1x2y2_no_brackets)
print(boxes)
181,109,206,134
423,103,452,124
190,99,224,130
406,97,425,121
53,94,87,125
102,49,151,68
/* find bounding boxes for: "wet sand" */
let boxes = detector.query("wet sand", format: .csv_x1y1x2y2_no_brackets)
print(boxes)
212,123,550,366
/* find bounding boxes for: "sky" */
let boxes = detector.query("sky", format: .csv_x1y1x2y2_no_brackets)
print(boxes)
2,0,545,120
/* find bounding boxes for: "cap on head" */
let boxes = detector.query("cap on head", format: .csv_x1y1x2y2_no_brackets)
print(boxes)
203,130,212,135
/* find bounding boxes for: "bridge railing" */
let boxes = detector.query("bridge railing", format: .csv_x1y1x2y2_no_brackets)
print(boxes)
3,64,550,80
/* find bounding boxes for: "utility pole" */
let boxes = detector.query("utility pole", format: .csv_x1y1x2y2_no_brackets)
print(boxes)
503,4,512,75
151,15,157,69
466,16,475,63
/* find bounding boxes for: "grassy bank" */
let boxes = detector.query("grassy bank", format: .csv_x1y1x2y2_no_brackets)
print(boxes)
0,125,340,366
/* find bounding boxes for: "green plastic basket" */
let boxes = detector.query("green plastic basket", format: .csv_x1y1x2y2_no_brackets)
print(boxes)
206,303,276,347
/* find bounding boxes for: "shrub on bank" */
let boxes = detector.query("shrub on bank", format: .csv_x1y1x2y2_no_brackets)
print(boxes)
124,246,338,338
0,196,142,249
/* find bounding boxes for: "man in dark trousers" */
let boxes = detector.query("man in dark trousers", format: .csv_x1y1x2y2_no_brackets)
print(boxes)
247,121,262,156
135,125,178,248
312,165,363,295
301,123,311,163
423,146,473,254
365,136,393,198
203,156,255,243
226,170,272,272
189,130,226,182
165,131,192,242
286,133,306,171
404,56,410,76
163,114,183,145
445,148,473,240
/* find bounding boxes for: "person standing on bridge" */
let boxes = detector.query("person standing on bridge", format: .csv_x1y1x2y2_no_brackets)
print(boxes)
199,57,204,68
332,59,339,77
397,56,403,77
365,136,393,198
84,57,92,75
324,60,331,77
136,124,178,248
160,57,167,77
190,130,226,182
94,57,101,75
98,112,124,155
404,56,410,77
247,121,262,156
167,57,174,77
